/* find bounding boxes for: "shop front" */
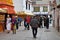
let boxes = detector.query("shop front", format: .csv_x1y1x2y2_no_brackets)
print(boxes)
0,0,15,32
0,13,7,32
0,5,16,32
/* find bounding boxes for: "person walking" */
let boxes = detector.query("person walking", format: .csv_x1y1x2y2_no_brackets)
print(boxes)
36,16,41,28
15,16,19,30
26,16,31,30
12,16,16,34
45,16,49,29
18,16,22,26
44,16,46,27
6,15,11,33
30,16,39,38
40,16,42,28
24,17,27,30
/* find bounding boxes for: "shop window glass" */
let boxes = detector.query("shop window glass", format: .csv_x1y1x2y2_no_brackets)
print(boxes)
43,6,48,12
34,7,40,12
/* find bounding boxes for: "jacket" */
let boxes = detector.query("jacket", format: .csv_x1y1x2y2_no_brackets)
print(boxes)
30,18,39,28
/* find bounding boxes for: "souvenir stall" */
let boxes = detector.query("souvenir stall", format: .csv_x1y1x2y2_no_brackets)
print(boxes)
0,8,7,32
0,0,15,32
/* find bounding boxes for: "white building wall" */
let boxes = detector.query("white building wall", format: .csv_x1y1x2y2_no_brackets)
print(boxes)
23,0,33,13
40,6,43,12
23,0,26,11
36,1,49,4
13,0,24,12
32,0,53,15
33,5,49,15
48,5,50,12
13,0,33,13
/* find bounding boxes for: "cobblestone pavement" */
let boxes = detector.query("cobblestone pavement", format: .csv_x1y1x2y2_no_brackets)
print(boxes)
0,22,60,40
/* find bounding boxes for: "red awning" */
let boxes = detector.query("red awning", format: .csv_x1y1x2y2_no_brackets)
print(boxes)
7,8,15,14
0,5,16,14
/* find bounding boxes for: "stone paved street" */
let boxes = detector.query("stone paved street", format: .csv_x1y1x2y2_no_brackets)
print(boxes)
0,0,60,40
0,22,60,40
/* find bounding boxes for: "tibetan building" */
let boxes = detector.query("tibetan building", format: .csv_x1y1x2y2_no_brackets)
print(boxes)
0,0,15,14
0,0,15,32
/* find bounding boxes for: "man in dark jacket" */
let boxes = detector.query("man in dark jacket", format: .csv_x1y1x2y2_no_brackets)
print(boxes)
45,16,49,29
30,16,39,38
15,16,19,30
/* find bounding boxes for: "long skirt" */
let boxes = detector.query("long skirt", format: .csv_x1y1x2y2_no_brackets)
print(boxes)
6,23,11,30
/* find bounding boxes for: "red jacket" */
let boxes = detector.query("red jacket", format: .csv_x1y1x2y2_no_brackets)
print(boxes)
26,16,31,24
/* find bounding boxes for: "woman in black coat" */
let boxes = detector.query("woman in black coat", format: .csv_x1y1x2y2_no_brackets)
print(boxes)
45,16,49,29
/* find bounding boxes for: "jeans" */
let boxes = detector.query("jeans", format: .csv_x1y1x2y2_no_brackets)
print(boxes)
32,27,37,38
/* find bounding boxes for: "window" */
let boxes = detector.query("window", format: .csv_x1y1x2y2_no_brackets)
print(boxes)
26,1,27,9
43,6,48,12
26,1,30,10
34,7,40,12
29,4,30,10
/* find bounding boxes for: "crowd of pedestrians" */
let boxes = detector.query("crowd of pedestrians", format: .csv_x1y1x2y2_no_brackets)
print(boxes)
6,15,49,38
24,15,49,38
6,15,23,34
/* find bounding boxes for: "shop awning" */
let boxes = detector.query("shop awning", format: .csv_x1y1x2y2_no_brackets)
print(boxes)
0,5,16,14
0,8,15,14
24,12,34,15
17,11,27,15
17,11,34,16
7,9,15,14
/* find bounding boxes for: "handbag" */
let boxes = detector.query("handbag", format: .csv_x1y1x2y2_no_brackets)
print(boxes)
14,24,16,29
